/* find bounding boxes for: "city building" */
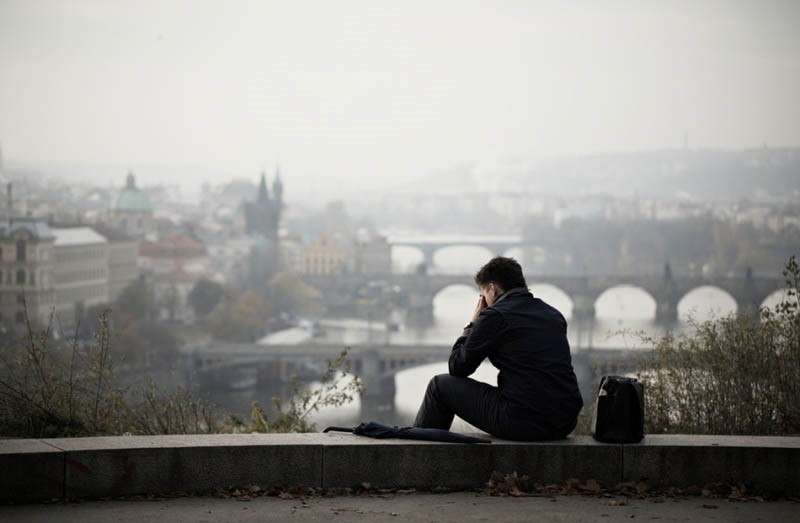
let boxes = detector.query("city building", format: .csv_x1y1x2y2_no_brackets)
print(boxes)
109,172,154,239
0,217,55,328
302,235,347,276
50,227,110,329
90,224,140,301
353,234,392,276
138,232,210,277
139,232,212,323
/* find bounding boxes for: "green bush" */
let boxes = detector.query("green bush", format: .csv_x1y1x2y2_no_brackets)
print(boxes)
637,256,800,435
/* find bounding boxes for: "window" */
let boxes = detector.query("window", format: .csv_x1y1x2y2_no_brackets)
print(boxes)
16,269,25,285
16,311,25,324
30,272,35,285
17,293,24,304
16,239,26,261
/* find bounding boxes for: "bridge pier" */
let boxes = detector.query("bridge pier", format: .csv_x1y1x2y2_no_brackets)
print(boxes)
571,294,596,322
655,299,679,324
360,349,397,419
405,290,435,327
654,263,680,325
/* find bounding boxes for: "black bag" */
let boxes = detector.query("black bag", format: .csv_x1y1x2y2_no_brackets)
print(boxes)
591,375,644,443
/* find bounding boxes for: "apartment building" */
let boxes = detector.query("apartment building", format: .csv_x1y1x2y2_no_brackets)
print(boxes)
51,227,110,329
0,218,55,328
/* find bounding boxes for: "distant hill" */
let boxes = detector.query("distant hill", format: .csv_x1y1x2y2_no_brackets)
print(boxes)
410,148,800,201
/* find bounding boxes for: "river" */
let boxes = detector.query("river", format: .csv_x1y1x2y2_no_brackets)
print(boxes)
198,242,788,432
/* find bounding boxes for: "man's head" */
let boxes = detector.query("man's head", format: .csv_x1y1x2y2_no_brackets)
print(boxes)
474,256,527,305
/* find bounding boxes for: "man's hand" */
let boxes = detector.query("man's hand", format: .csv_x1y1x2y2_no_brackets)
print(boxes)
471,294,487,322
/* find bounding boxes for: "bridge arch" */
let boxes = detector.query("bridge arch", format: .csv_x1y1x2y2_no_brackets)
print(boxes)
391,245,426,274
529,282,574,318
761,289,790,312
677,285,738,322
431,283,478,326
595,284,657,320
432,245,495,274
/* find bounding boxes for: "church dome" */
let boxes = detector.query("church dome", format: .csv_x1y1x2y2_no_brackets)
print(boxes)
113,172,152,213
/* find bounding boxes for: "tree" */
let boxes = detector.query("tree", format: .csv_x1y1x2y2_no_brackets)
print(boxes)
114,277,156,326
208,289,274,341
637,256,800,435
188,278,226,318
268,271,324,317
110,278,176,368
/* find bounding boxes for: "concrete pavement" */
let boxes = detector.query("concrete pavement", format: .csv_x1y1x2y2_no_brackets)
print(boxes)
2,491,798,523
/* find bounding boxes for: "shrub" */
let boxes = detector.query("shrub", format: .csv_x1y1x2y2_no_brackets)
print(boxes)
241,349,362,434
636,256,800,435
0,306,360,437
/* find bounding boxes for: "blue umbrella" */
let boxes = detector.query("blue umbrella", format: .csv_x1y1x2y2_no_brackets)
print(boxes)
324,421,491,444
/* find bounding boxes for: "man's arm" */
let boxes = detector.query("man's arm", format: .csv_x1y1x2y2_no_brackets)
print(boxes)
449,308,504,377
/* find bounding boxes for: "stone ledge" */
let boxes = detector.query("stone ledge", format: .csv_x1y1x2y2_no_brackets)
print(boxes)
1,434,798,502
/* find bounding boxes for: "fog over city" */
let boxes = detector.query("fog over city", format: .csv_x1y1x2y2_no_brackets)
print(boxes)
1,1,799,429
1,0,799,201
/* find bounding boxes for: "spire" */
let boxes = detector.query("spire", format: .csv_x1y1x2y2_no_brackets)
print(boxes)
272,165,283,203
257,172,269,202
125,171,136,189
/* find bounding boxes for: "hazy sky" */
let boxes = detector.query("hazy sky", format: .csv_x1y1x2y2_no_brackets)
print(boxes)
1,0,798,195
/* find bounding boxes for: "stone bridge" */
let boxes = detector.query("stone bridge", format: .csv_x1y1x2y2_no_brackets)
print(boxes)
386,234,523,269
180,342,642,418
304,269,785,325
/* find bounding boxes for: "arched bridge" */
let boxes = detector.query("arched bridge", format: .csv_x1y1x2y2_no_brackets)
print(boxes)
386,234,523,269
305,270,785,325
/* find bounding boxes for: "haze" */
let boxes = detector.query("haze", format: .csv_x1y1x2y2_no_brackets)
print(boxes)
1,0,798,198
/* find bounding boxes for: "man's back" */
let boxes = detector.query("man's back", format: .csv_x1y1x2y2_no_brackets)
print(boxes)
483,289,583,420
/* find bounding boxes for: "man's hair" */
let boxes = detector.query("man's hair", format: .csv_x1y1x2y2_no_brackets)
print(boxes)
474,256,527,291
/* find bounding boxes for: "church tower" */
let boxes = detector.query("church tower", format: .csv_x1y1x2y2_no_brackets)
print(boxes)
244,168,284,239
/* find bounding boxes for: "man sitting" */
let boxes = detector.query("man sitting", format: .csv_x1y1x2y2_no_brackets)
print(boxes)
414,256,583,440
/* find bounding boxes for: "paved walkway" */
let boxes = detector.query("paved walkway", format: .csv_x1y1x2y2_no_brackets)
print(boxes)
2,492,798,523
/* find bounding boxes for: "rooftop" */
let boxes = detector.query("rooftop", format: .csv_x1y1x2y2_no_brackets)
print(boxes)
51,227,108,247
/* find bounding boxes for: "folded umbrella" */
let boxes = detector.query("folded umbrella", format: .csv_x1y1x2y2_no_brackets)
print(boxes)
324,421,491,444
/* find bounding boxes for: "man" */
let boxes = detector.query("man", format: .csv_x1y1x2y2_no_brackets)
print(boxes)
414,256,583,440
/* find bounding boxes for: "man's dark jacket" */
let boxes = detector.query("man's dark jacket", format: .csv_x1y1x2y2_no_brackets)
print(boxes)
450,287,583,426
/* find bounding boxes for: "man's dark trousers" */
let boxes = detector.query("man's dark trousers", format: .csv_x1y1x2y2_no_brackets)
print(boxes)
414,373,575,441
